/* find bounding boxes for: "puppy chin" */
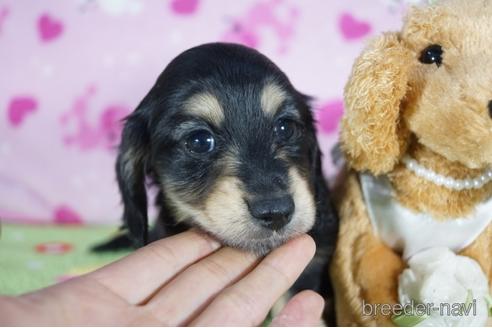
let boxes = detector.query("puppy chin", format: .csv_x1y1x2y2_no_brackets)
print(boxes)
218,232,290,256
203,220,314,256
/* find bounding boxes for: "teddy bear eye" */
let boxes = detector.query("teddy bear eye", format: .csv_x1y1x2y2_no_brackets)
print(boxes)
419,44,443,67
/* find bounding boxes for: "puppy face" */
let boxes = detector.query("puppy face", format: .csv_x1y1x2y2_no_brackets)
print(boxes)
401,0,492,168
118,43,321,254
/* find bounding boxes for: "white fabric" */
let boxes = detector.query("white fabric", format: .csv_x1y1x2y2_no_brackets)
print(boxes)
359,173,492,260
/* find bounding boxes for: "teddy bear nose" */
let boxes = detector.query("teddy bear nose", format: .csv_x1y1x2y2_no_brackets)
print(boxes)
488,100,492,118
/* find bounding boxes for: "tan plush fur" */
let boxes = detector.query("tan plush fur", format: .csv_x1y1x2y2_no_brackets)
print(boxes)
332,0,492,325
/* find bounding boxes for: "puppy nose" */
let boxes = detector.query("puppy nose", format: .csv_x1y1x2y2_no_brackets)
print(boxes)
488,100,492,118
248,196,294,231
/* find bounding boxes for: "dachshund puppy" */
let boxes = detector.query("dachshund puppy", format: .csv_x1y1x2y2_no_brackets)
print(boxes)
95,43,338,316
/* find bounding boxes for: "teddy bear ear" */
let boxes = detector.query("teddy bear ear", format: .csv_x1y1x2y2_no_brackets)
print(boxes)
340,32,413,175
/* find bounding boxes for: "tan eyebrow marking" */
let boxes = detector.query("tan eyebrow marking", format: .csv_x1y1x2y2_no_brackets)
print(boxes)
261,83,287,116
184,92,224,126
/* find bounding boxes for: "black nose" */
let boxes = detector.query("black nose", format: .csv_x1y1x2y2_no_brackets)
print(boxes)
488,100,492,118
248,196,295,231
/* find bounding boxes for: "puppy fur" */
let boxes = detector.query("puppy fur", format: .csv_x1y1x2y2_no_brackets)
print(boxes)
95,43,338,320
333,0,492,325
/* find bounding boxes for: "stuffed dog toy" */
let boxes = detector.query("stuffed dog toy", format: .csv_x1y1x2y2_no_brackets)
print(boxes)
94,42,339,321
332,0,492,326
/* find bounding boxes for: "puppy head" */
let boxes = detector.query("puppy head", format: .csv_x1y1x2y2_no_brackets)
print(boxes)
341,0,492,174
117,43,322,254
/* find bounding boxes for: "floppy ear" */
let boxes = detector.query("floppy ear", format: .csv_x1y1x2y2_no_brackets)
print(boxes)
305,123,339,308
303,101,338,241
116,111,150,247
340,32,412,175
311,141,338,236
301,94,334,215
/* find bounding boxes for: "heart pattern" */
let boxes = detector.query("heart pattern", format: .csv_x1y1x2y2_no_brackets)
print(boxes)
53,205,82,225
170,0,200,15
0,7,9,34
8,96,38,127
339,12,372,40
316,100,344,133
38,13,63,42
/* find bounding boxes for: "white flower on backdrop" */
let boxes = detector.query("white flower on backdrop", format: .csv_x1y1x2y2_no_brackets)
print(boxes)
379,0,431,9
78,0,144,16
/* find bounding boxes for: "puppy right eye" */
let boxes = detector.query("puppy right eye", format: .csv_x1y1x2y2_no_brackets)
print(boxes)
274,119,297,141
419,44,443,67
185,130,215,154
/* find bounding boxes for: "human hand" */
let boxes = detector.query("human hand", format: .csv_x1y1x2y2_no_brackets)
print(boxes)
0,231,324,326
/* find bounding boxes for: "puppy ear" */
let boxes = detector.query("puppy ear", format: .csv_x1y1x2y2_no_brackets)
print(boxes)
307,131,339,277
116,111,150,247
340,32,412,175
311,139,337,228
303,94,331,201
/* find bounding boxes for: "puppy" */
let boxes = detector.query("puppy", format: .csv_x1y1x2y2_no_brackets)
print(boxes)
95,42,338,319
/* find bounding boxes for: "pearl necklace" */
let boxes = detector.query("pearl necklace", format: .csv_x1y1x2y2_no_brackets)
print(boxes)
402,155,492,190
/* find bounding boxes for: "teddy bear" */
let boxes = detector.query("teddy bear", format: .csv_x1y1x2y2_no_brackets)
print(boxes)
331,0,492,326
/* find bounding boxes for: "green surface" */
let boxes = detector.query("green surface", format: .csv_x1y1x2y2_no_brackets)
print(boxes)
0,223,130,295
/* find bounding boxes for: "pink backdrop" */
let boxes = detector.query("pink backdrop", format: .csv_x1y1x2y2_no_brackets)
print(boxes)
0,0,411,225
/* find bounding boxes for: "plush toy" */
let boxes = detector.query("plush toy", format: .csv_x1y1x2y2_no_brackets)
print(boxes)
331,0,492,326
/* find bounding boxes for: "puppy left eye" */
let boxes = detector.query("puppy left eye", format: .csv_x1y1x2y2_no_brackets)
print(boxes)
274,119,297,141
185,130,215,154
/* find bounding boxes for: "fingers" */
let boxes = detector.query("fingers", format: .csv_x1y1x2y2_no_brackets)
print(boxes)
190,234,316,326
0,296,37,326
145,247,260,326
88,230,221,305
270,290,325,327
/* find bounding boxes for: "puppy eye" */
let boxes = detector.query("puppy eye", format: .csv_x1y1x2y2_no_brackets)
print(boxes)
185,130,215,154
419,44,443,67
274,119,297,141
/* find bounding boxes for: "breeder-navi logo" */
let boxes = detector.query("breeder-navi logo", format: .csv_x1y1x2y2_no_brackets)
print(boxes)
362,299,477,318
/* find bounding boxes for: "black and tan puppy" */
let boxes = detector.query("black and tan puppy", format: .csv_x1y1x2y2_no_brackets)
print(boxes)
95,42,338,318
